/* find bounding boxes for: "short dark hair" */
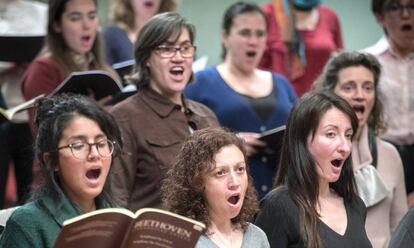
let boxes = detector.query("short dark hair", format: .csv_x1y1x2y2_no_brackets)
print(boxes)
372,0,392,15
130,12,196,87
275,91,359,248
33,94,123,207
221,1,267,60
314,51,386,134
162,128,258,232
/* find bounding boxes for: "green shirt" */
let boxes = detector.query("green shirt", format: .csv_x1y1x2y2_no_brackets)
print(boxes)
0,194,110,248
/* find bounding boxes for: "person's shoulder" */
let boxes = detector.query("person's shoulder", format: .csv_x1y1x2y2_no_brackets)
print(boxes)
103,25,125,35
377,138,400,157
262,185,292,205
186,98,217,118
318,5,338,16
29,56,60,70
194,66,218,80
109,93,142,117
244,223,270,247
271,71,291,85
7,201,44,224
186,67,219,93
246,223,268,236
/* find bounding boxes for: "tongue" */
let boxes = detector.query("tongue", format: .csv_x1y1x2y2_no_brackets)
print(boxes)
228,196,239,205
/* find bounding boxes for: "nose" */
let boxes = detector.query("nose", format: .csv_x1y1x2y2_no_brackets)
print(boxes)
338,136,352,156
353,86,364,101
171,49,184,61
228,171,241,189
82,17,93,30
87,144,100,160
401,6,413,18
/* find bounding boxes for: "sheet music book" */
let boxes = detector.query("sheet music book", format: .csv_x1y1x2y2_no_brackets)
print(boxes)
112,59,135,84
48,70,123,101
53,207,205,248
258,125,286,160
0,94,44,121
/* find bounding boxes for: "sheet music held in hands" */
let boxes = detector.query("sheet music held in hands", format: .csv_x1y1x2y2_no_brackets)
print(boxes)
48,70,123,100
0,94,45,121
258,125,286,159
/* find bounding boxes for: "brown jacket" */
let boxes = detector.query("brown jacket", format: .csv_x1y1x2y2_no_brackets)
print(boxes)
109,87,219,211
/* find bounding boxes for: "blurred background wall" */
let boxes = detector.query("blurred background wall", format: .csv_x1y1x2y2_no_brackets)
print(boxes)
41,0,384,67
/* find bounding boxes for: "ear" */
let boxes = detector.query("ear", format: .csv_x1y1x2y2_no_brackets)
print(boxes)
42,152,50,164
53,22,62,33
42,152,59,171
375,13,385,27
221,31,230,49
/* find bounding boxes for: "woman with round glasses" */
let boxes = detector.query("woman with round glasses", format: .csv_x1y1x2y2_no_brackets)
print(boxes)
184,2,296,199
109,12,219,211
0,94,123,248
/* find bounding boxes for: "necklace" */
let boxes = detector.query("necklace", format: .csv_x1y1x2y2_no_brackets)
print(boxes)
208,228,233,248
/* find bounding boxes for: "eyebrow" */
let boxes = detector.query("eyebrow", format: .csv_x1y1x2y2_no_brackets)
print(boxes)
214,161,246,168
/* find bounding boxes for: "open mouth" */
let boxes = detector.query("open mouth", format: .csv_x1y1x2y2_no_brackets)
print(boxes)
227,194,240,205
401,24,413,32
81,35,91,43
246,51,257,58
331,159,342,168
86,168,101,180
143,0,154,8
170,66,184,76
352,105,365,115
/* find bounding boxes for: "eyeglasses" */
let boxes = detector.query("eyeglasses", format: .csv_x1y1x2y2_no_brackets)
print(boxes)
57,139,115,160
384,2,414,16
154,44,196,58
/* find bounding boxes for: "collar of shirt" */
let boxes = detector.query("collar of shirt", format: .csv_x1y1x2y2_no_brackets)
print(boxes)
365,36,414,60
140,86,207,118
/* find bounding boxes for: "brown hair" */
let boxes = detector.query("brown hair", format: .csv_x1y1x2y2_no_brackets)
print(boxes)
162,128,258,232
275,91,359,248
313,51,386,135
130,12,195,87
372,0,393,15
47,0,113,74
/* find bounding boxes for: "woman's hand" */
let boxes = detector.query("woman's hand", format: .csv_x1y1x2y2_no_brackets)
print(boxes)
237,132,266,156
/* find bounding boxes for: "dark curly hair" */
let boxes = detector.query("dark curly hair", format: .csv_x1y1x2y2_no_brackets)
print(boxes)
162,128,258,232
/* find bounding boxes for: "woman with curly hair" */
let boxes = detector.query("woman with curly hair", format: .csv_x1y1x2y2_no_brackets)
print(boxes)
162,128,270,248
103,0,177,65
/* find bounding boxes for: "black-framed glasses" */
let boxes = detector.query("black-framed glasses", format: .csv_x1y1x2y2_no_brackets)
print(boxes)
155,44,196,58
384,2,414,16
57,139,115,160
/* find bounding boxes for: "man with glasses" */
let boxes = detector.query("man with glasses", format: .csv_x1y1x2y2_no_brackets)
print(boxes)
365,0,414,208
